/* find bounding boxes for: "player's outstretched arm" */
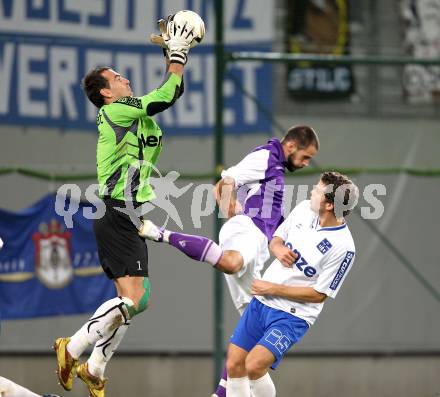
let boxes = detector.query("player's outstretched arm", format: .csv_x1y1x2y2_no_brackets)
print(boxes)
150,14,192,75
139,15,195,116
151,17,180,74
134,71,182,117
168,63,184,77
251,279,327,303
269,237,298,267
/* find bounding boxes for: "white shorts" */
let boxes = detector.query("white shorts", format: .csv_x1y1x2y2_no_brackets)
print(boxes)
219,215,269,313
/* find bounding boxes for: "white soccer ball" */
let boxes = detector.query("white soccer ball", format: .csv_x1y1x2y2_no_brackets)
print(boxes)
171,10,205,48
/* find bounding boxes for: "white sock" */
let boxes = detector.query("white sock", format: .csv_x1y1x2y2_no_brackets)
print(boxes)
250,373,276,397
67,297,130,359
227,376,251,397
162,230,171,243
0,376,40,397
87,320,130,379
204,241,223,266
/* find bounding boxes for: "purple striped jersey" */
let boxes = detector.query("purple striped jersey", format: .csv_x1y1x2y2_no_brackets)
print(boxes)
221,138,287,240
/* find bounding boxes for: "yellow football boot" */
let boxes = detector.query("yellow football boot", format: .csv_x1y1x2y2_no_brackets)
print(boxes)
77,362,107,397
53,337,79,391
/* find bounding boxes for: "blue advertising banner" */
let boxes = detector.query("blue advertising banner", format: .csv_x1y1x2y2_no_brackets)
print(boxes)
0,194,115,319
0,0,274,135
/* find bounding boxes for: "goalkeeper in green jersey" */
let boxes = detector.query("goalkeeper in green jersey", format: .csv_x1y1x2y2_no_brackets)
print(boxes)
53,16,194,397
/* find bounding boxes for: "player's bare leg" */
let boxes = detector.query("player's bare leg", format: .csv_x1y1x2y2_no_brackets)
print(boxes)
213,343,275,397
225,343,251,397
0,376,60,397
225,343,276,397
215,250,243,273
245,345,276,397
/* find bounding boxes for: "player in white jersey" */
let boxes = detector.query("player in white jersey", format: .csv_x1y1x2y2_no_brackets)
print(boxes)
139,126,319,397
0,376,60,397
225,171,359,397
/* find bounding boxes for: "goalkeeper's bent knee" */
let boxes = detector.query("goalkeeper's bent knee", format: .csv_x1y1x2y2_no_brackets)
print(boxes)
122,278,151,319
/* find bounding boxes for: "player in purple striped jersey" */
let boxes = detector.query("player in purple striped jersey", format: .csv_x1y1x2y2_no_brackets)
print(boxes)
139,126,319,396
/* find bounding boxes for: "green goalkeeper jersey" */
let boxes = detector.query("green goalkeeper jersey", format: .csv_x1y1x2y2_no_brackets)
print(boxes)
96,73,182,203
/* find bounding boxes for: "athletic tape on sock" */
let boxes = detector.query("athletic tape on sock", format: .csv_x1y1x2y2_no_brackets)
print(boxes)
122,277,150,318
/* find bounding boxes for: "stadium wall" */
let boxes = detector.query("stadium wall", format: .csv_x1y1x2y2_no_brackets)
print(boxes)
0,354,439,397
1,0,439,394
0,117,439,355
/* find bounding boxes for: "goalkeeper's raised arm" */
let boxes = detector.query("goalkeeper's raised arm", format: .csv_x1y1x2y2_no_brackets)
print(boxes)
82,13,198,120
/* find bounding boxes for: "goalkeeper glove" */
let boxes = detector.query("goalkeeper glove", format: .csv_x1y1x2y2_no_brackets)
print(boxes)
150,14,193,65
150,17,170,58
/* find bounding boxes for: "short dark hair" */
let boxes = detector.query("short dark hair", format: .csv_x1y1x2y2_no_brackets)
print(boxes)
281,125,320,150
82,66,111,108
321,171,358,217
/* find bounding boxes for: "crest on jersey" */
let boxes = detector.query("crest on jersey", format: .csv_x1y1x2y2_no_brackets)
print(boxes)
317,238,332,254
32,219,73,289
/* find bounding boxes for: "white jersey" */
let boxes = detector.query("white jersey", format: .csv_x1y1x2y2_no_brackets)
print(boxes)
257,200,356,325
